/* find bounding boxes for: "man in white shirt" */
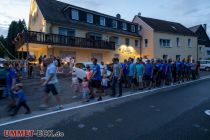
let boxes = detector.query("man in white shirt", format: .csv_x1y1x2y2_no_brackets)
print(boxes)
41,58,62,110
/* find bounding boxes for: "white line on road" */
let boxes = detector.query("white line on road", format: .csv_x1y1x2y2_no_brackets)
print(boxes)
204,110,210,116
0,76,210,127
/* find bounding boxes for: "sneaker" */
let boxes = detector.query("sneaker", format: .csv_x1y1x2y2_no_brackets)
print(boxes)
97,97,102,101
54,105,63,111
118,94,122,97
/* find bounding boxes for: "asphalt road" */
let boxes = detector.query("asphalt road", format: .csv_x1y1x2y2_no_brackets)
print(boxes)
0,78,210,140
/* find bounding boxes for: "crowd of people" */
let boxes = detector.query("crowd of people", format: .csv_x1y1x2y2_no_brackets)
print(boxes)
72,57,200,103
1,55,201,116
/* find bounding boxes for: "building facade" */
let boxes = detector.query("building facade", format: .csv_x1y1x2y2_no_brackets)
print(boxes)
16,0,141,63
189,24,210,60
133,15,198,60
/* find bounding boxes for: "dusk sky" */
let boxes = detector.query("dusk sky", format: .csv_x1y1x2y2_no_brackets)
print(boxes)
0,0,209,37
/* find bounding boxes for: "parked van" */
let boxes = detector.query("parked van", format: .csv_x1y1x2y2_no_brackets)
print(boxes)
199,60,210,71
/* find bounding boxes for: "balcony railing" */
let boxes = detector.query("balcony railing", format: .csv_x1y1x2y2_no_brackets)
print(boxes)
16,31,115,50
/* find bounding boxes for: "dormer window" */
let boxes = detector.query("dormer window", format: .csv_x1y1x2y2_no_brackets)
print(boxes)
122,23,127,30
131,25,136,32
112,20,117,28
71,9,79,20
87,13,93,23
100,17,106,26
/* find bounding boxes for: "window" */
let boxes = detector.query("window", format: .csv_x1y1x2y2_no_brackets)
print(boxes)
188,39,192,47
144,39,148,47
59,27,75,36
135,40,139,47
122,23,127,30
125,38,129,46
207,50,210,55
176,55,181,60
160,39,171,48
110,36,119,45
100,17,106,26
87,13,93,23
87,32,102,40
176,37,180,47
71,9,79,20
112,20,117,28
163,55,168,60
131,25,136,32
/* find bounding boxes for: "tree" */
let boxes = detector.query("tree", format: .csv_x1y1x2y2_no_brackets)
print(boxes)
0,35,7,58
6,19,27,58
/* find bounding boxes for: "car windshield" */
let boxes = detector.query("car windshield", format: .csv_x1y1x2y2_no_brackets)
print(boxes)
86,64,94,69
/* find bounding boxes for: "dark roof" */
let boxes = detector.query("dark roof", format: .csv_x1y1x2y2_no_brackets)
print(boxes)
189,25,200,33
189,25,210,47
35,0,139,36
138,16,196,36
36,0,68,23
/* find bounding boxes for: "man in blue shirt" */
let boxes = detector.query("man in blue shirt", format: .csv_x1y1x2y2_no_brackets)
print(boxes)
3,63,16,99
121,59,129,88
145,60,153,89
89,58,102,101
128,58,136,89
176,59,182,83
156,59,162,87
165,59,173,85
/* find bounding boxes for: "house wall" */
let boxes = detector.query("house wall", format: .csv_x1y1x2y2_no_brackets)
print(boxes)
153,32,198,60
133,16,155,59
29,0,44,32
36,23,140,62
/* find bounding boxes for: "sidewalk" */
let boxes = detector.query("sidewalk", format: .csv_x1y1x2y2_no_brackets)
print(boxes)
0,71,210,120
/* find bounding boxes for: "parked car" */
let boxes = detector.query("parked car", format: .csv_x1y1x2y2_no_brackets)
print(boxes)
199,60,210,71
0,59,7,98
73,62,111,80
0,58,6,67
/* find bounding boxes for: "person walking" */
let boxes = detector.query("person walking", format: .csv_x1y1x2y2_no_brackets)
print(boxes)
40,58,62,110
128,58,136,89
10,83,31,116
121,59,129,88
134,58,145,90
88,58,102,101
144,60,153,89
110,58,123,97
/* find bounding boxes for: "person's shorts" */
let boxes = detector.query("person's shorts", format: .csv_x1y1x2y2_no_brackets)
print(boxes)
90,80,101,89
137,75,143,82
45,84,59,95
152,75,157,82
145,75,152,81
161,73,166,80
166,73,172,80
129,76,135,83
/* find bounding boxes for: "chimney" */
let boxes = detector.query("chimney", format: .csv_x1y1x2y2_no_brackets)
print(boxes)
138,12,141,17
116,14,121,19
203,24,207,32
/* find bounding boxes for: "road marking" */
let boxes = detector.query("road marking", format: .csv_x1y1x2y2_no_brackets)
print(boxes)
78,124,85,129
0,76,209,127
204,110,210,116
92,127,98,131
